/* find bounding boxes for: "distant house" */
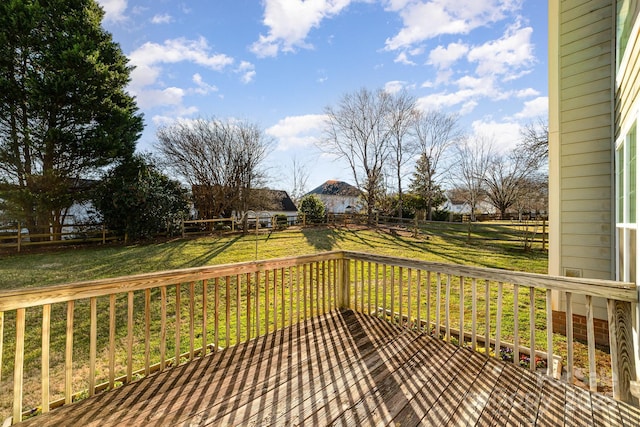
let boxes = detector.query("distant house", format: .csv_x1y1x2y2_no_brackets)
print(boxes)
305,180,362,214
239,189,298,226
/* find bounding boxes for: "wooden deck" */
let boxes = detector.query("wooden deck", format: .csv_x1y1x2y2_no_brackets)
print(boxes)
17,309,640,426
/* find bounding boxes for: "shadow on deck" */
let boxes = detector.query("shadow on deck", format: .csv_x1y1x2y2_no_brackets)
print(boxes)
16,309,640,426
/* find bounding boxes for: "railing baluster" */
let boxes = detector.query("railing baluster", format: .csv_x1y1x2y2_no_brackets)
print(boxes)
484,280,490,356
566,292,573,384
494,282,503,359
303,265,307,319
281,268,286,328
426,272,431,334
256,271,261,337
445,274,451,342
202,280,208,355
353,261,358,312
160,286,167,370
316,262,320,316
109,294,116,387
375,263,380,316
295,266,300,321
237,274,242,344
529,287,535,372
586,295,597,392
390,266,395,324
189,282,195,360
399,267,404,326
127,292,134,382
436,273,441,337
407,269,412,327
288,267,293,326
361,261,365,314
226,276,231,346
367,262,372,315
273,269,278,330
265,270,270,333
247,273,252,342
513,285,519,367
13,308,25,424
90,297,97,395
416,270,421,331
546,289,553,377
41,305,50,412
382,264,387,316
175,284,181,365
471,279,477,351
459,276,464,346
214,278,219,351
145,289,151,374
66,300,75,403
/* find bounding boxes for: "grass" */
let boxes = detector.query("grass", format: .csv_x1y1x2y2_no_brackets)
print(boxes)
0,224,557,420
0,225,547,291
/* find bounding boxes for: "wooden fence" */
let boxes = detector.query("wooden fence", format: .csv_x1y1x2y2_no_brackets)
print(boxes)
0,224,116,252
0,251,636,423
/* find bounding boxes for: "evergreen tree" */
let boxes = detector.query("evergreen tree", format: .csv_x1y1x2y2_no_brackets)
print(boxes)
298,194,326,224
0,0,143,239
409,152,446,220
93,155,190,242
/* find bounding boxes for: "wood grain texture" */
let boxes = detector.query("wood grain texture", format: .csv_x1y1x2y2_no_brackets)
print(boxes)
17,310,640,427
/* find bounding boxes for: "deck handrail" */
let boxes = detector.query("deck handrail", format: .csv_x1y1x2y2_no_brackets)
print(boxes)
0,250,637,424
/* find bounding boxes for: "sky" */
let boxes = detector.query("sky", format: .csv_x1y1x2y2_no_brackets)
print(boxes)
96,0,548,194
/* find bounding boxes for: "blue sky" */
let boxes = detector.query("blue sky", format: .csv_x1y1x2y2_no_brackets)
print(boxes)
96,0,548,193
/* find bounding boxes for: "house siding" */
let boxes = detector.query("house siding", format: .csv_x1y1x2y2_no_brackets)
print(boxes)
549,0,614,323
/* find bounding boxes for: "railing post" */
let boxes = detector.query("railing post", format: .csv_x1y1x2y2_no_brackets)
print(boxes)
607,299,638,404
17,222,21,253
337,255,350,309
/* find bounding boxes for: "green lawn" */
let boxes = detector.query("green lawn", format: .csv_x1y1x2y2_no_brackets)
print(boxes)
0,225,552,420
0,225,547,291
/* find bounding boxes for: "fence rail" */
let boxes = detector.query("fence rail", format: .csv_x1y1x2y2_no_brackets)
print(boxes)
0,251,636,424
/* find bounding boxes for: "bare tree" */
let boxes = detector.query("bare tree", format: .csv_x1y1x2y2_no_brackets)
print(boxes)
411,110,460,220
484,149,539,219
519,117,548,169
289,156,310,204
321,88,394,223
451,136,493,221
156,117,272,219
386,90,417,218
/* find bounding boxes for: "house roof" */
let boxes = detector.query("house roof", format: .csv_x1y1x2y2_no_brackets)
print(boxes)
306,180,360,197
251,189,297,212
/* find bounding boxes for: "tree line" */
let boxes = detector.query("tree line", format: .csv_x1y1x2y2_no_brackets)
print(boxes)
0,0,548,242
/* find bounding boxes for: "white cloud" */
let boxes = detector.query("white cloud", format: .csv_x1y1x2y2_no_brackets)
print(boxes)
394,52,416,65
237,61,256,84
515,88,540,98
467,24,534,79
97,0,128,23
384,0,521,51
251,0,353,57
136,87,185,109
266,114,327,150
428,42,469,69
128,37,234,98
514,96,548,119
192,74,218,95
151,13,173,24
384,81,407,94
471,119,522,151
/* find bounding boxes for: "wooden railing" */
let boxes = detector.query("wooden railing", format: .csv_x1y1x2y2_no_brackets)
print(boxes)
0,251,637,424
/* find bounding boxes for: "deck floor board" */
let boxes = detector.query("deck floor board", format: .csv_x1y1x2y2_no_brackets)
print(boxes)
16,309,640,427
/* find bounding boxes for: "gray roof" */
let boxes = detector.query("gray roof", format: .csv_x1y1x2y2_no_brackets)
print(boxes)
307,180,360,197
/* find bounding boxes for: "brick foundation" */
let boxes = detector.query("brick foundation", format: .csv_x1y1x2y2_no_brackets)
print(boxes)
552,310,610,348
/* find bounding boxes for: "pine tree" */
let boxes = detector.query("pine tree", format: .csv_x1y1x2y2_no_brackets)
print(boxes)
409,153,445,220
0,0,143,239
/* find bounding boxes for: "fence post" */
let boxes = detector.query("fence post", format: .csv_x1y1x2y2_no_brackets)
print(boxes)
231,217,235,232
181,218,185,238
102,224,106,244
542,218,547,250
17,222,22,253
337,255,350,309
302,213,306,226
608,299,637,404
